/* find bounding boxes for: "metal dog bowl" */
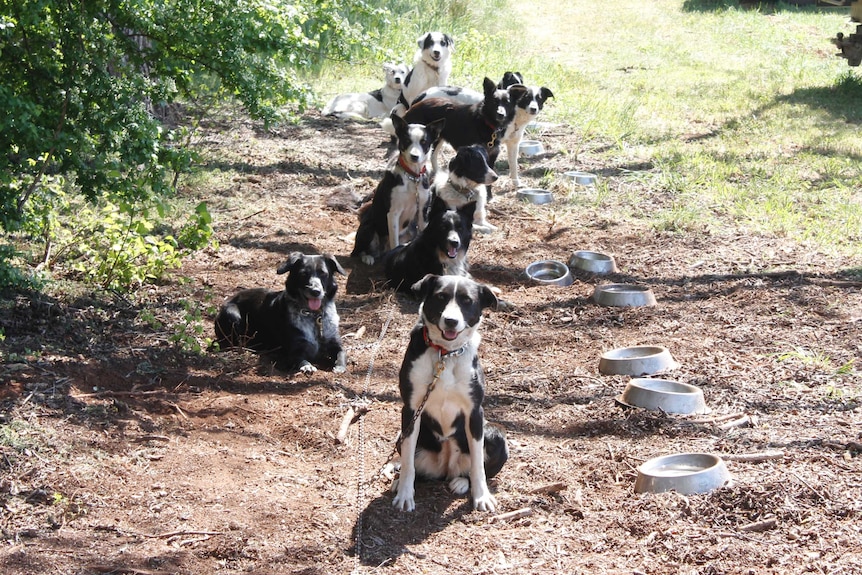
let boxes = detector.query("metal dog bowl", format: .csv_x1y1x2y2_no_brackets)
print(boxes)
634,453,731,494
564,171,597,186
598,345,677,376
525,260,573,287
517,188,553,205
592,283,656,307
569,251,617,274
519,140,544,156
617,378,708,414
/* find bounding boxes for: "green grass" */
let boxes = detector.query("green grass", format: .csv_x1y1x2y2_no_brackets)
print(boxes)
309,0,862,258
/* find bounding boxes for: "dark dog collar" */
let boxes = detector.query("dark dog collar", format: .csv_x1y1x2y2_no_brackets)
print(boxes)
449,181,478,201
423,326,467,359
300,309,325,337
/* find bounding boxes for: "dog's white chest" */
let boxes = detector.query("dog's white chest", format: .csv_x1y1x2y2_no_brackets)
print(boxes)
409,350,474,435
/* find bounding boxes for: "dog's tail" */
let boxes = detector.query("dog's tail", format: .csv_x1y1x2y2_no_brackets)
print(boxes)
483,424,509,479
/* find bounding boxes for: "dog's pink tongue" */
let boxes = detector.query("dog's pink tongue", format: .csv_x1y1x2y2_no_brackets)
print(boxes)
308,298,322,311
443,329,459,341
447,247,458,258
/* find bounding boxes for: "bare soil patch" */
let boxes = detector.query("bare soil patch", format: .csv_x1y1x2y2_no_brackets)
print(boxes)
2,113,861,574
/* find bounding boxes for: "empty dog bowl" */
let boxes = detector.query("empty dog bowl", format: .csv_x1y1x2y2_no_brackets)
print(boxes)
598,345,678,376
525,260,573,287
519,140,544,156
517,189,553,205
569,251,617,274
617,378,708,414
592,284,656,307
564,171,597,185
634,453,732,494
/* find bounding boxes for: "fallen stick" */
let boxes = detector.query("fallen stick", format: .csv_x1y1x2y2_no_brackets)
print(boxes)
335,407,356,444
688,412,745,424
489,507,533,523
718,415,752,430
739,518,777,532
722,451,784,463
529,482,567,495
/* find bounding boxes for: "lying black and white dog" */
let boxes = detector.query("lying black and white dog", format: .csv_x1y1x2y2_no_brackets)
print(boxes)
408,73,552,188
402,77,527,178
383,195,474,292
407,71,522,109
391,274,506,512
213,252,347,374
322,62,409,121
352,115,445,264
433,144,499,234
391,32,454,118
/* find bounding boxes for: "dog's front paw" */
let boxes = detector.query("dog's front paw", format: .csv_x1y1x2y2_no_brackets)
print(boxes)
361,254,375,265
448,476,470,495
472,490,498,512
392,487,416,512
472,222,498,234
299,362,317,376
332,364,347,374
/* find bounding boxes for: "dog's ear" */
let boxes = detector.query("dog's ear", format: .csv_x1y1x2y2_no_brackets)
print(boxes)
391,113,407,137
482,77,496,96
276,252,304,275
426,118,446,141
383,62,393,73
444,34,454,53
478,283,498,311
429,193,449,218
508,84,529,101
416,32,429,48
458,200,476,224
323,254,346,276
541,87,554,100
411,274,439,299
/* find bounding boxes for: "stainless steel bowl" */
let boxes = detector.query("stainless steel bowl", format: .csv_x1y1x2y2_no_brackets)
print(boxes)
564,171,597,185
519,140,544,156
617,378,708,414
598,345,678,376
569,250,617,274
516,189,553,205
525,260,573,287
634,453,731,494
592,283,656,307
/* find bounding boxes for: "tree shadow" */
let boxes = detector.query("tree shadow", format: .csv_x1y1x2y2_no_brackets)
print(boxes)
681,0,851,13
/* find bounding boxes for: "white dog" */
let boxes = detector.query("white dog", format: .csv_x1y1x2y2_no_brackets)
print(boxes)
391,32,454,118
322,63,409,121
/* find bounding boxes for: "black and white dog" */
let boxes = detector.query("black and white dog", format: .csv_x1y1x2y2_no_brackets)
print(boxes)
501,84,554,188
322,63,409,121
407,73,552,188
402,77,528,176
391,274,506,512
391,32,454,118
351,115,445,264
213,252,347,374
407,71,523,109
383,195,475,292
433,144,499,234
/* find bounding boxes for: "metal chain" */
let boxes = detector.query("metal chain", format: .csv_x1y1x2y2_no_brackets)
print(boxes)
353,305,394,571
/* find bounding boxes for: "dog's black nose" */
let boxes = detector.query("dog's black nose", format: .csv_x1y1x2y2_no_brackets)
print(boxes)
443,317,459,329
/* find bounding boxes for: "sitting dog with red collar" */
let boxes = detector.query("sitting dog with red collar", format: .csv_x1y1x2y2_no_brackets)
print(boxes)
351,114,445,265
391,274,508,512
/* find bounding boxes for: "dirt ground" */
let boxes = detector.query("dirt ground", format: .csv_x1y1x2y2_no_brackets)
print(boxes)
1,108,861,575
